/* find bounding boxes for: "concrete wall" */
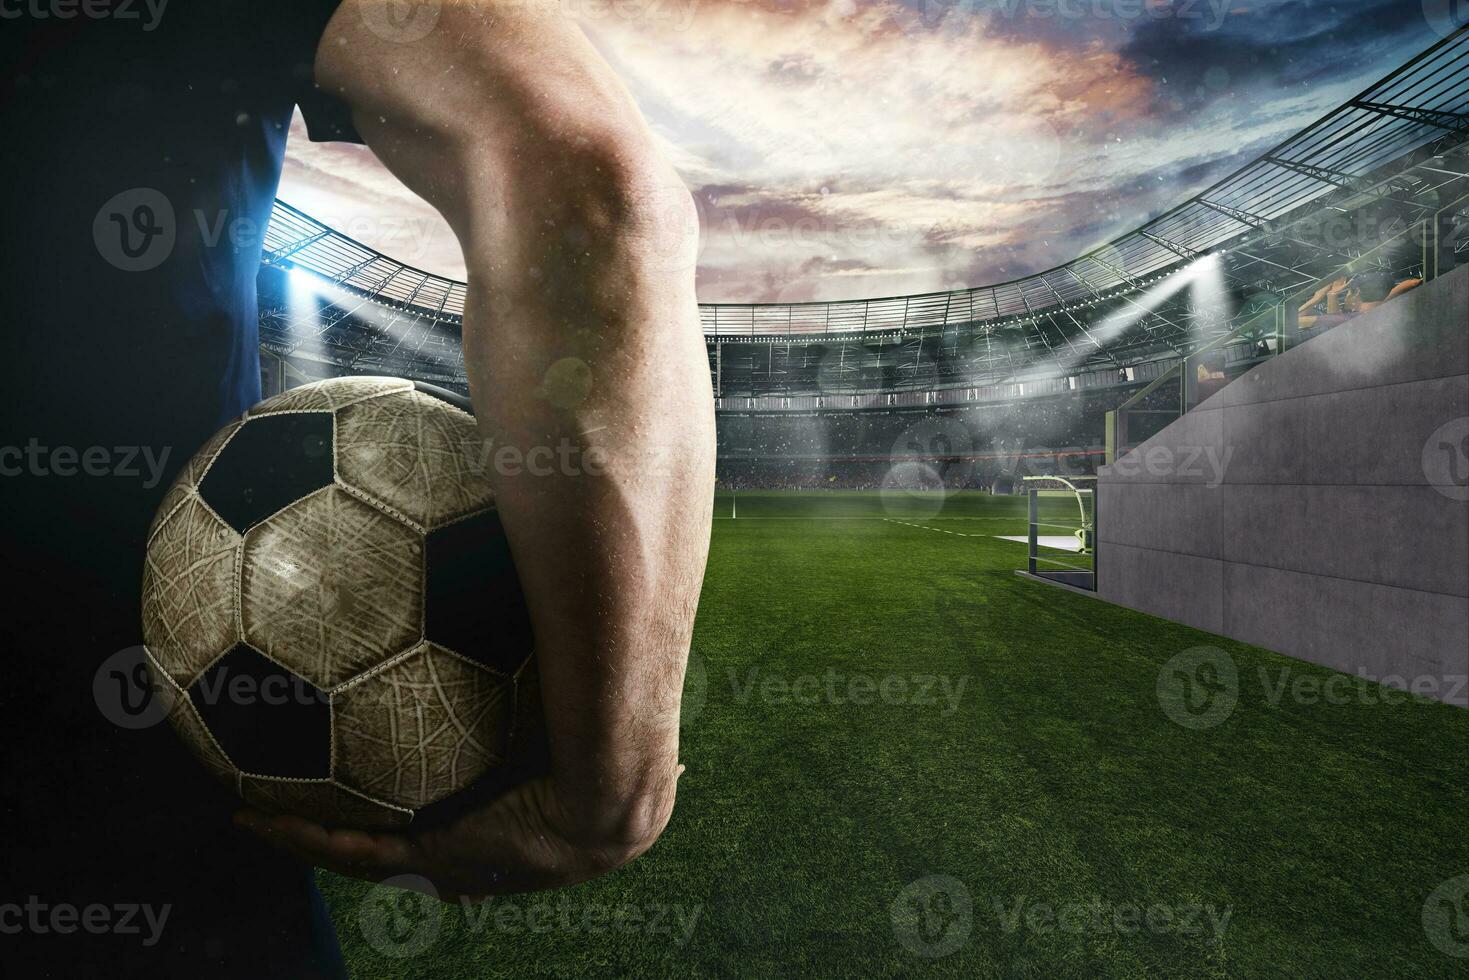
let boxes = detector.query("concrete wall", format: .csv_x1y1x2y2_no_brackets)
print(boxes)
1098,265,1469,706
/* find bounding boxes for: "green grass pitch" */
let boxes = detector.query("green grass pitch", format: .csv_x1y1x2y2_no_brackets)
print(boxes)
321,490,1469,978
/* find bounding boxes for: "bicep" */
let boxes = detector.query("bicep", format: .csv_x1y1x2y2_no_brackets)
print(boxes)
313,0,647,226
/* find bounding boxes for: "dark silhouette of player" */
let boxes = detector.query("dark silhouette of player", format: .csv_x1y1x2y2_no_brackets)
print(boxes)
1,2,712,974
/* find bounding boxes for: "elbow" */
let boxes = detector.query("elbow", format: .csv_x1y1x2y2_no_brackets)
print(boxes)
583,792,678,874
577,820,671,877
505,130,699,278
555,781,680,876
567,139,691,232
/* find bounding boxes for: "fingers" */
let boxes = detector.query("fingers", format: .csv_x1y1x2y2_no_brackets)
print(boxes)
233,809,364,877
232,810,491,903
233,808,423,881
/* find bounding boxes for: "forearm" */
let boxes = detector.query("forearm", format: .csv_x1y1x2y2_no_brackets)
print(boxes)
460,168,713,851
234,201,712,895
302,0,714,888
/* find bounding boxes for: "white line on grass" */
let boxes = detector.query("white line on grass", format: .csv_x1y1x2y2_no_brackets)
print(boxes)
882,519,978,537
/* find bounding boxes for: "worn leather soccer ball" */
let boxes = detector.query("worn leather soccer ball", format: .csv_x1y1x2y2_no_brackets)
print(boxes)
142,377,542,829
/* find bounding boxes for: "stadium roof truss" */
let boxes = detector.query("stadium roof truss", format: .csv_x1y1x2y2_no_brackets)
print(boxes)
260,24,1469,386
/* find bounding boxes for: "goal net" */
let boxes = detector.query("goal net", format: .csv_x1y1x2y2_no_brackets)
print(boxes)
1021,475,1097,590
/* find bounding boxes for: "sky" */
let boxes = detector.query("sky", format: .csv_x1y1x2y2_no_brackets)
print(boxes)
278,0,1460,303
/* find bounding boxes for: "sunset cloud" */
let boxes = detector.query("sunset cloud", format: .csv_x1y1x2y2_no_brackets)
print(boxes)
278,0,1443,301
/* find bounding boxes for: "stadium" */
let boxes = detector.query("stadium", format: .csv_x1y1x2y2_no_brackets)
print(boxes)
259,25,1468,506
230,23,1469,977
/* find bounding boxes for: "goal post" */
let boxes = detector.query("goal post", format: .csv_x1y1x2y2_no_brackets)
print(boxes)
1021,475,1097,590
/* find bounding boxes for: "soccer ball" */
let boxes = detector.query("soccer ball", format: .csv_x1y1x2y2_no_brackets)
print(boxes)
141,377,543,830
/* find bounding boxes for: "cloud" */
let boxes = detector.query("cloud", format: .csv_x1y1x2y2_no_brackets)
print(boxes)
1117,0,1436,114
279,0,1446,302
589,0,1175,296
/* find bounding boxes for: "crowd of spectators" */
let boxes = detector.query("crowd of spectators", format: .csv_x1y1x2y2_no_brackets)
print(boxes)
1296,270,1422,332
713,387,1122,491
714,459,1093,493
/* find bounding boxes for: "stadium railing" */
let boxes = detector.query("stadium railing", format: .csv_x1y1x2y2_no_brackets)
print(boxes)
1105,186,1469,464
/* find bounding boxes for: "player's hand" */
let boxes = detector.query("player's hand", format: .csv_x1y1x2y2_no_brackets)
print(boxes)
234,767,684,903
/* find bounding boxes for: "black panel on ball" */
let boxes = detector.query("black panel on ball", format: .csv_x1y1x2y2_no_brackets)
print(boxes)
189,644,331,778
425,510,533,675
198,412,334,532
